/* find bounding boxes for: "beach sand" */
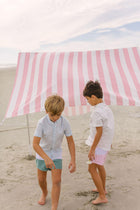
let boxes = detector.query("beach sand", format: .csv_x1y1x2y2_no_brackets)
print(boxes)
0,67,140,210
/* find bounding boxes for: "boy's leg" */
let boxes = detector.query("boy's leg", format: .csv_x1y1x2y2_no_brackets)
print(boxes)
88,163,108,204
97,165,106,191
92,165,107,194
37,169,48,205
51,169,62,210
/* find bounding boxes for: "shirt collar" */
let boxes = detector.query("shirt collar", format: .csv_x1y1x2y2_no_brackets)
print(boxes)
46,114,62,125
94,102,104,108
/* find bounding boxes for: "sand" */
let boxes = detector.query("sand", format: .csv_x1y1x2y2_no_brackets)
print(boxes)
0,67,140,210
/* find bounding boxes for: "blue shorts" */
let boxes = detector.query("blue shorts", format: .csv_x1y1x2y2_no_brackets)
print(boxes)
36,159,62,171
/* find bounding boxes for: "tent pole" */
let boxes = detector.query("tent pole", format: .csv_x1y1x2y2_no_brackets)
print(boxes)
26,114,32,156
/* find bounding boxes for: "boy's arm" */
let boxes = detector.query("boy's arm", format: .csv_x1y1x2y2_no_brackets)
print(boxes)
88,127,103,160
33,136,55,169
66,135,76,173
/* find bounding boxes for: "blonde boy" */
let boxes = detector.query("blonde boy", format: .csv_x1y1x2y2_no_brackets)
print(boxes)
33,95,76,210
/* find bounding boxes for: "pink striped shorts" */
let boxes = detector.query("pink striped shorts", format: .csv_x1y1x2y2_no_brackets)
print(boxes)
91,147,108,165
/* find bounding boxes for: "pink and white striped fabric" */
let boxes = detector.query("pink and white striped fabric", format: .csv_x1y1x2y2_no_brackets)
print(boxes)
5,47,140,118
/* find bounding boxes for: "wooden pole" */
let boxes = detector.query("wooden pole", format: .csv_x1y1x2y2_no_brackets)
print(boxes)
26,114,32,156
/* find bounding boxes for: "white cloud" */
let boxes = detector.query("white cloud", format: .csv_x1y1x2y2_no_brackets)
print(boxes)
37,31,140,53
0,0,140,52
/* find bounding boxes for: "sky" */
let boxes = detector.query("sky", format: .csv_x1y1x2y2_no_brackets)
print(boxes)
0,0,140,66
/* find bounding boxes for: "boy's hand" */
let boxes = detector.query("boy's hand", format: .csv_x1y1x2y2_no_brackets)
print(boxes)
88,127,102,161
44,158,56,169
68,161,76,173
88,149,95,161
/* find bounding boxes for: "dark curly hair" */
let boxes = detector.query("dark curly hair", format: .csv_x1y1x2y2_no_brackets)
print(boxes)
83,80,103,98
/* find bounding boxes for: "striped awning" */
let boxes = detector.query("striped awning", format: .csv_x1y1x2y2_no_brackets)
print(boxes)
5,47,140,118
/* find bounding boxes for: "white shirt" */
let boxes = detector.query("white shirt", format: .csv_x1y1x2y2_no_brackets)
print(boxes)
86,103,114,151
34,114,72,160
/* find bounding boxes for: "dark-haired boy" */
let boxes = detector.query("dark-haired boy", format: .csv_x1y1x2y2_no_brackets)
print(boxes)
83,80,114,205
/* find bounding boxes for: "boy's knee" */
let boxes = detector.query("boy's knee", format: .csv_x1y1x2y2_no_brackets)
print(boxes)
39,179,45,185
53,178,61,186
88,164,97,174
88,165,93,173
38,176,46,184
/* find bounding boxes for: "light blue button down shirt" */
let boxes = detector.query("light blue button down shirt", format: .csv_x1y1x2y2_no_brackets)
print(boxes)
34,114,72,160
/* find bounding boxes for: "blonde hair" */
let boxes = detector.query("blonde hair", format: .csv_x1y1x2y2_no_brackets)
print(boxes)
44,95,65,115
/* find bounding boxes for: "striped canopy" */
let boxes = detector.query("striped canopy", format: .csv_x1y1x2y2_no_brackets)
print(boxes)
5,47,140,118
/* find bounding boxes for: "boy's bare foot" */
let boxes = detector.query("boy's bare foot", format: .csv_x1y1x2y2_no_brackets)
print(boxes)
38,192,48,205
92,196,108,205
92,188,107,194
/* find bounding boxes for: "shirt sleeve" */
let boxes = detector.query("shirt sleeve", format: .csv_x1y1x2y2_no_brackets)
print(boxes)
63,118,72,137
34,121,43,138
92,111,103,127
